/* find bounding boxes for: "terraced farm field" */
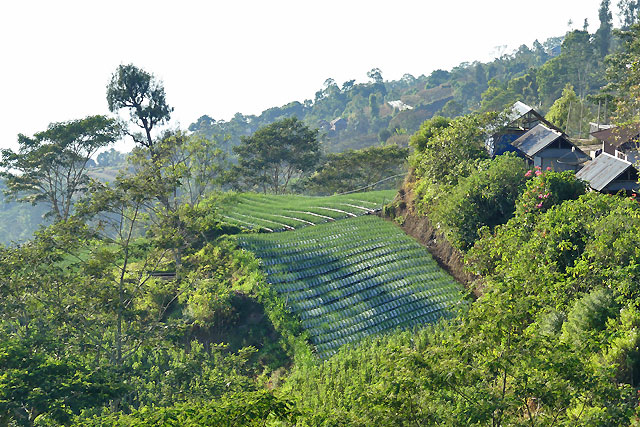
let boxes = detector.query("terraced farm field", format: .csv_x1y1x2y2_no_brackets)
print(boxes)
238,215,464,358
221,190,395,232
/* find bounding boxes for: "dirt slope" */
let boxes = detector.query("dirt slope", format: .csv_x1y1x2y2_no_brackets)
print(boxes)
380,178,480,294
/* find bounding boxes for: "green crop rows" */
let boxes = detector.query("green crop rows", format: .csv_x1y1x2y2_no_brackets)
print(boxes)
221,190,396,232
238,215,464,358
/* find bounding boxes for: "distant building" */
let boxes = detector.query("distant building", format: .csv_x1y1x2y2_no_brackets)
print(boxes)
589,122,613,136
590,124,640,164
488,101,561,157
317,119,330,131
330,117,347,132
387,100,413,112
511,123,589,172
576,152,640,194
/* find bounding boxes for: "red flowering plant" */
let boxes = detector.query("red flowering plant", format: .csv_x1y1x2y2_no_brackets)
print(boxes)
515,167,587,221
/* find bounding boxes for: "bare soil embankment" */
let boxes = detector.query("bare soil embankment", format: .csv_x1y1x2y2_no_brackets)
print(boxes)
380,177,480,295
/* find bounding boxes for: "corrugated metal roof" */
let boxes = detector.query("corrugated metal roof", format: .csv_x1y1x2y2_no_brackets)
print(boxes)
576,152,633,191
591,124,640,147
507,101,534,122
512,124,563,157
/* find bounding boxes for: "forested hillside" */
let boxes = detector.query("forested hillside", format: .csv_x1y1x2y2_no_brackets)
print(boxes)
188,43,561,153
6,1,640,426
188,0,618,154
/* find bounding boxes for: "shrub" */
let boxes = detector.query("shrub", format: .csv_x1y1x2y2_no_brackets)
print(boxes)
410,113,494,187
515,168,586,219
430,154,529,250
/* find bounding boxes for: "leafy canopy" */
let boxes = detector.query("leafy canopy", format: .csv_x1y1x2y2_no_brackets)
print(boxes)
232,117,320,194
301,144,408,195
430,153,529,250
106,63,173,148
410,112,495,187
0,115,120,221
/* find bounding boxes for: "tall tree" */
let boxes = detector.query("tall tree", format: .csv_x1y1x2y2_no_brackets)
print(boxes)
618,0,640,28
79,176,171,366
596,0,614,57
366,68,383,84
126,131,229,269
106,64,173,148
545,84,581,133
301,145,409,195
233,117,320,194
604,22,640,124
0,115,120,221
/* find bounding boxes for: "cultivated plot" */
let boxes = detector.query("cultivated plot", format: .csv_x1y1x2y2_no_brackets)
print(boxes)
221,190,396,232
238,215,464,358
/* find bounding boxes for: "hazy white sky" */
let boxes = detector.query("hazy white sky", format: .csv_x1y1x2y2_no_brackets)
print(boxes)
0,0,608,152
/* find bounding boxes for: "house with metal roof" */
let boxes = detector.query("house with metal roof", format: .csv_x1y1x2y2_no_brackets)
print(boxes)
511,123,589,172
590,124,640,164
330,117,347,132
507,101,560,131
576,152,640,194
488,101,562,157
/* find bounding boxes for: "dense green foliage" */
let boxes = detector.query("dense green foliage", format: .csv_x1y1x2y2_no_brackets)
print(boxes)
188,35,565,154
604,21,640,128
187,3,626,155
430,154,529,250
232,117,320,194
75,391,299,426
545,83,590,133
0,337,123,426
0,116,307,425
0,116,121,221
410,113,493,188
239,216,463,358
0,202,302,425
107,64,173,148
298,144,408,195
6,2,640,425
408,113,513,250
283,191,640,425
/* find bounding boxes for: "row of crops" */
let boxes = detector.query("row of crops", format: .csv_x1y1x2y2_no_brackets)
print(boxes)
220,190,395,232
238,215,464,358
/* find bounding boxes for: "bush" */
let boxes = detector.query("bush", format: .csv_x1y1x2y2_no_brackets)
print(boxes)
409,113,494,187
430,154,529,250
515,168,586,220
562,288,619,352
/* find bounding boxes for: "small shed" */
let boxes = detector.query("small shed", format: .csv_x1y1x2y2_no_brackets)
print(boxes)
576,152,640,194
511,124,589,172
